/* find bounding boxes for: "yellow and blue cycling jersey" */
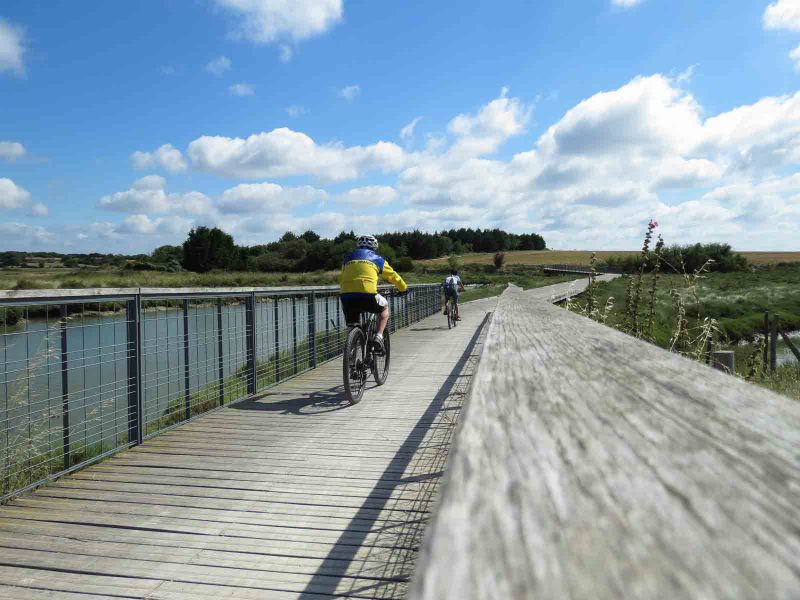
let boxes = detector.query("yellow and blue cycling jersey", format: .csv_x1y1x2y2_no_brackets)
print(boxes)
340,248,407,297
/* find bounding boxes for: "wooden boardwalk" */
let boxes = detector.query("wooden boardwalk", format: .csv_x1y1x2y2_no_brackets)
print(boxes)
0,297,496,600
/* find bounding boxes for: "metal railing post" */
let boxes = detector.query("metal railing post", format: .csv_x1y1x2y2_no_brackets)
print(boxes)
126,298,141,445
292,296,298,374
273,297,280,383
182,299,191,420
325,293,330,359
246,293,257,394
59,304,70,469
389,293,395,334
309,292,316,369
217,298,225,406
404,293,410,328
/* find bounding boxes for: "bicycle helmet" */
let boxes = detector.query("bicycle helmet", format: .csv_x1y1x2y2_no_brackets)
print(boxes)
357,234,379,250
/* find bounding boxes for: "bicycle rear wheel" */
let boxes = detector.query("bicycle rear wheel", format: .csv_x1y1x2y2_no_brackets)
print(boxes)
371,327,391,385
343,327,368,404
446,301,452,329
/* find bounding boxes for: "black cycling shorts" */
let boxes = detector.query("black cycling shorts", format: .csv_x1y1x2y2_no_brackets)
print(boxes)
340,294,386,325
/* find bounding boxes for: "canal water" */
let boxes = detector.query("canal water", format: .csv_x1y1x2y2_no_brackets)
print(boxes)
0,294,349,470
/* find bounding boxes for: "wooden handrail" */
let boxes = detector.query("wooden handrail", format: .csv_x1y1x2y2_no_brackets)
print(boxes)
411,284,800,598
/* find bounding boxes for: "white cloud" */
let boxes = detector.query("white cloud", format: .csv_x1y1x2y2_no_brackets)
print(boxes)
400,117,422,143
187,127,408,181
52,72,800,252
286,105,305,118
131,144,188,173
447,87,532,157
206,55,232,76
218,182,327,213
229,82,255,96
214,0,343,44
0,222,55,247
29,202,49,217
0,178,31,210
98,176,211,215
791,43,800,69
338,84,360,100
0,141,25,162
117,214,193,236
612,0,644,7
0,18,25,75
338,186,398,207
764,0,800,31
279,45,292,63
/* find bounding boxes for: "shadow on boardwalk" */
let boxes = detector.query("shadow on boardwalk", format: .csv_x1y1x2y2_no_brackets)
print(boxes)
298,312,492,599
232,384,351,416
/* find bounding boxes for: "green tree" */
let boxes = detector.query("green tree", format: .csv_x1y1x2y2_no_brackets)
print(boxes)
300,230,321,243
181,227,237,273
151,245,182,264
377,243,397,264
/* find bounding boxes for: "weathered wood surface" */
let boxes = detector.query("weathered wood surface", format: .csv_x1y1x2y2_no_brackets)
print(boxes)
411,284,800,599
0,297,495,599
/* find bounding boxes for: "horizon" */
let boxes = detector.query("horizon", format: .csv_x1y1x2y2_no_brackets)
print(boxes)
2,1,800,253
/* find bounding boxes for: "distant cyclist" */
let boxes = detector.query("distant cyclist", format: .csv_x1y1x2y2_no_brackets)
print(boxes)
442,269,465,321
340,235,407,353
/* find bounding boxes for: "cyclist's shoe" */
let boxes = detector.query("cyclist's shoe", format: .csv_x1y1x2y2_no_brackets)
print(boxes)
371,335,386,356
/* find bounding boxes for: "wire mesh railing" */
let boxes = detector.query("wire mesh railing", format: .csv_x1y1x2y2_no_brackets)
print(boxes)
0,284,441,501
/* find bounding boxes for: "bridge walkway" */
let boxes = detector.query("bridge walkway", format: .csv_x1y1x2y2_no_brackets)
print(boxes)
0,297,497,600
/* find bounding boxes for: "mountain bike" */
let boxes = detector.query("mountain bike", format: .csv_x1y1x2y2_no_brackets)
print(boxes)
342,312,391,404
445,297,457,329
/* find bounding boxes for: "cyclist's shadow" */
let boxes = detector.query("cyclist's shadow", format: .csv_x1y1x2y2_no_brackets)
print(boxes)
232,384,354,416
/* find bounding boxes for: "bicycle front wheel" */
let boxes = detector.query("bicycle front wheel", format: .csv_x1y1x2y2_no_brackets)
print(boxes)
343,327,368,404
372,328,391,386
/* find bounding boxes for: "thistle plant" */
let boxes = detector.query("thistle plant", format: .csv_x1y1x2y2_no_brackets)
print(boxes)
646,234,665,339
586,252,598,318
669,289,690,353
691,317,722,362
745,337,767,382
629,219,657,335
599,296,615,324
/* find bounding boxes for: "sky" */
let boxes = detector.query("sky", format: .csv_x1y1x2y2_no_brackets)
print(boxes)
1,0,800,253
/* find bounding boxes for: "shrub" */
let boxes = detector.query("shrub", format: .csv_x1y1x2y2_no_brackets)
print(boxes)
605,243,747,274
493,252,506,270
395,256,415,272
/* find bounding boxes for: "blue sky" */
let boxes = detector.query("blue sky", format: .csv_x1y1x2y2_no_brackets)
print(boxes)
1,0,800,252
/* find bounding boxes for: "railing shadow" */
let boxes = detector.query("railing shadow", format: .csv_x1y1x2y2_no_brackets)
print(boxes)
231,384,351,416
297,312,492,599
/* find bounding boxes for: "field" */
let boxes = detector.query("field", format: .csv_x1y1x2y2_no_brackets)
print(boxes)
422,250,800,267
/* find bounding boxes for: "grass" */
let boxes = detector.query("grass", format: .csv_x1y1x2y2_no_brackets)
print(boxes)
756,365,800,401
0,268,342,291
573,267,800,345
569,262,800,401
420,250,800,268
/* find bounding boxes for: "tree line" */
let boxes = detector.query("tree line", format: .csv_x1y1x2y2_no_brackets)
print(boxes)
177,227,547,273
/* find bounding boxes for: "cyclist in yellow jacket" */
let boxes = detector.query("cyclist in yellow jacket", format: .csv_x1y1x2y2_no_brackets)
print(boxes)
340,235,407,353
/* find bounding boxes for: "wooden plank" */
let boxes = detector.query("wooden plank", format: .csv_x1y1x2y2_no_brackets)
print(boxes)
0,296,496,600
411,285,800,599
